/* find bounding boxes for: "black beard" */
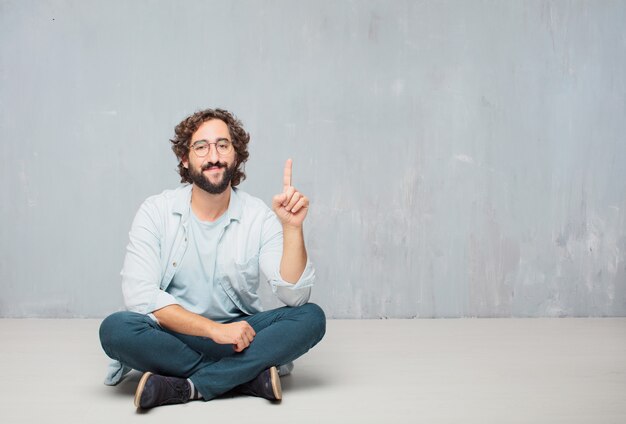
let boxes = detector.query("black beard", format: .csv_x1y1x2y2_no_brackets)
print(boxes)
188,161,236,194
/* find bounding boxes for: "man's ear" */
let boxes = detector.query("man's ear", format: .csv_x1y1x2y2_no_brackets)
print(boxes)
182,156,188,169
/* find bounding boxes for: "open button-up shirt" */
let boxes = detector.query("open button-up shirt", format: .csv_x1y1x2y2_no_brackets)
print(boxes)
105,184,315,385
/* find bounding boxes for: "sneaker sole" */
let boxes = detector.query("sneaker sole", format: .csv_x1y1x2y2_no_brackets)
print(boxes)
134,372,153,408
270,366,282,401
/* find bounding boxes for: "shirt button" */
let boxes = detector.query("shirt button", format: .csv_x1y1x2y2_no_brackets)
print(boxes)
172,261,177,267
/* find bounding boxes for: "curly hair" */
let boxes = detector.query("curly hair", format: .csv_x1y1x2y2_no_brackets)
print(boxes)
170,108,250,187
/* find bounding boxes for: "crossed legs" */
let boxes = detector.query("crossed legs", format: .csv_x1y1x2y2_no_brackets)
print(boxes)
99,303,326,401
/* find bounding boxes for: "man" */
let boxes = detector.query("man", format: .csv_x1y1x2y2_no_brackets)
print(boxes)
99,108,326,409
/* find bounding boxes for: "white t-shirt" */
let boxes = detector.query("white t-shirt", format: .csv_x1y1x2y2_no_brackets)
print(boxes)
167,210,242,322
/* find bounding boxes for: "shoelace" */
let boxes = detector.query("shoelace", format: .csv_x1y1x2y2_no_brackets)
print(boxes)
165,378,188,400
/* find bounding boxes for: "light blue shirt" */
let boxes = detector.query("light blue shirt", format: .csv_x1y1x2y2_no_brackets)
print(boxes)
105,184,315,385
168,210,241,322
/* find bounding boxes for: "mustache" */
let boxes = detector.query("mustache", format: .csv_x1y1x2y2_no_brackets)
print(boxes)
201,161,228,171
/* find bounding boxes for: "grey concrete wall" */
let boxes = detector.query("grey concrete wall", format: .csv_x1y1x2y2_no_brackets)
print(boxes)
1,0,625,318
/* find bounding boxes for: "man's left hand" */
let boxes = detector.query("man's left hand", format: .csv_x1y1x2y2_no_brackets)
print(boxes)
272,159,309,228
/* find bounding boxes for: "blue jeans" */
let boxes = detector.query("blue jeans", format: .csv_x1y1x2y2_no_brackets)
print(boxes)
99,303,326,400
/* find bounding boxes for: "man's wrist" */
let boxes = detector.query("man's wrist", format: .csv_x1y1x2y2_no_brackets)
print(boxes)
282,223,303,234
205,320,220,340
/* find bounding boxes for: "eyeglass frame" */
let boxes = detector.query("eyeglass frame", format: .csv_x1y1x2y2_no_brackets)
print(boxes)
189,138,234,157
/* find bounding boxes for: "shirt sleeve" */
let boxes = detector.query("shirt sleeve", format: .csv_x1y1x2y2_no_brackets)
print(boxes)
258,209,315,307
120,199,180,314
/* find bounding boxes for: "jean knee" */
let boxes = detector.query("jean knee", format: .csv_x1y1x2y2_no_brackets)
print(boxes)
301,303,326,342
99,311,141,355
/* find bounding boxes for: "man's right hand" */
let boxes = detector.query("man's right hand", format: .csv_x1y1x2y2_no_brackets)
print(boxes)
211,321,256,352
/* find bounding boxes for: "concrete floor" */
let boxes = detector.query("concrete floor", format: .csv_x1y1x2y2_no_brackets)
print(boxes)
0,318,624,424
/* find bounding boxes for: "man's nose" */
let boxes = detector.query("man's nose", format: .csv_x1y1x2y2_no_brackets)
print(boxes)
207,143,219,162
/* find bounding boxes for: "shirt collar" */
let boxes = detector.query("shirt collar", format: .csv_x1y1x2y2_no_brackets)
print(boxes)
226,187,243,222
173,184,242,223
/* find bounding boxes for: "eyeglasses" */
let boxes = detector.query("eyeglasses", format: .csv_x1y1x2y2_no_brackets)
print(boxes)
190,139,233,157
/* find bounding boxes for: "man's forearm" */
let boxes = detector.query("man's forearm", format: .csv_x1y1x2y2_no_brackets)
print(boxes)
280,225,307,283
153,304,257,352
153,304,218,338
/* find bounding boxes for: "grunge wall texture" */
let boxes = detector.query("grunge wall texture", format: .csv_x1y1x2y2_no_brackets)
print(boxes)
1,0,625,318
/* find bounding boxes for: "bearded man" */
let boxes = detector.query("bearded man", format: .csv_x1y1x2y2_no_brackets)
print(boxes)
99,108,325,409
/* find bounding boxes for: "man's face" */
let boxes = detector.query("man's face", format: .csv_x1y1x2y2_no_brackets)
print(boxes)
184,119,237,195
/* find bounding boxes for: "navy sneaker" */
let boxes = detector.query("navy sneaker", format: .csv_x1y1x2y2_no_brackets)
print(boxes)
134,372,191,409
236,366,282,401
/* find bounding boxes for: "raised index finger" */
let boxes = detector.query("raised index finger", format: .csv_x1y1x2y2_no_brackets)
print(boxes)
283,158,292,190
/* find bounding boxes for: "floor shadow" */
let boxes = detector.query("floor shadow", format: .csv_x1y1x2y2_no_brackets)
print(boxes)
280,372,325,392
112,371,142,396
